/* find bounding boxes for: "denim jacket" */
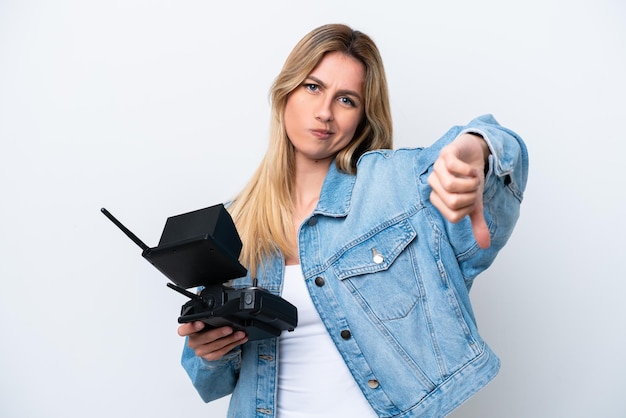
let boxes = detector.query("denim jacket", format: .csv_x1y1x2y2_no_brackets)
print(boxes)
181,115,529,417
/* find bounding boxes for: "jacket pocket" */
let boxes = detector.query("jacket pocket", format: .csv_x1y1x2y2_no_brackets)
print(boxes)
332,219,419,320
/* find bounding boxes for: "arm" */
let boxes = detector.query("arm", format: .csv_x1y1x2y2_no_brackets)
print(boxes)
423,114,529,280
428,132,492,248
178,322,248,403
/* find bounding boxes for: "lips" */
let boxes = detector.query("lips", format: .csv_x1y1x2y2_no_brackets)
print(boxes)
311,129,334,139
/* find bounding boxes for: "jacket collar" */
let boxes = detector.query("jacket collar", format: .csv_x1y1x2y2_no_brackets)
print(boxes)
315,160,355,218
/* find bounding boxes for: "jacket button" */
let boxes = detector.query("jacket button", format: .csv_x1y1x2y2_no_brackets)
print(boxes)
372,248,384,264
340,330,351,340
307,217,318,226
367,379,379,389
314,277,325,287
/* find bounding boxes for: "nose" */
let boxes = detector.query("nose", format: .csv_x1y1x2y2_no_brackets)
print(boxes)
315,99,334,122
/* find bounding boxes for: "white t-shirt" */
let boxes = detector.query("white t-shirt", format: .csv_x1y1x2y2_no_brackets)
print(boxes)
277,265,378,418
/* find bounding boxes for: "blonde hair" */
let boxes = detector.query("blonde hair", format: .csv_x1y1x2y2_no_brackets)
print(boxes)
228,24,393,277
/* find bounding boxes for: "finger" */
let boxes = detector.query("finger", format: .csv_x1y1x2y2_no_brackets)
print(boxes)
206,334,248,360
469,201,491,249
187,326,233,348
439,144,480,179
197,331,248,361
177,321,204,337
430,159,481,195
187,326,241,351
429,171,481,221
430,190,457,223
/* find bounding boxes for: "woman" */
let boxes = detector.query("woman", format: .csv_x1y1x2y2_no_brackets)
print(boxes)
178,23,528,417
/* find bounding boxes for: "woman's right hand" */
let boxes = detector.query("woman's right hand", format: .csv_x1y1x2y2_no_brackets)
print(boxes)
178,321,248,361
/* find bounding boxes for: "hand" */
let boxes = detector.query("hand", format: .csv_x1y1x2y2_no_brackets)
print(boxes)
427,133,491,249
178,322,248,361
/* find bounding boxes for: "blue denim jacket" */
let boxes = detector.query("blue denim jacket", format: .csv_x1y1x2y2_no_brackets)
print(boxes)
181,115,528,417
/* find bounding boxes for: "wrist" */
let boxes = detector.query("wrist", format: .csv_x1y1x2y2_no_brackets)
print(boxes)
463,132,489,165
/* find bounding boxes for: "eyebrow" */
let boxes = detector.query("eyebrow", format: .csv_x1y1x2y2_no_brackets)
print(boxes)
306,75,363,103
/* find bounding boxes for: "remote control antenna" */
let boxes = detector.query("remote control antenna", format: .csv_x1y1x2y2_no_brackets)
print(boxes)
167,282,202,300
101,207,149,251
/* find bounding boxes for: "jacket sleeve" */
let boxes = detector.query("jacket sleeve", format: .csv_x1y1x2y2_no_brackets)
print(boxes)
418,114,529,286
180,339,241,403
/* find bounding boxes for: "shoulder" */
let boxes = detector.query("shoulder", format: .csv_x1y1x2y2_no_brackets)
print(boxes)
356,147,423,170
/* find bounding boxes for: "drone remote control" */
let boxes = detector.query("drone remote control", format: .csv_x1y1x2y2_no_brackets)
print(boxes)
101,204,297,341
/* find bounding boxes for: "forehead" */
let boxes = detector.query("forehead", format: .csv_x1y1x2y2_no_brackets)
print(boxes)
308,51,365,92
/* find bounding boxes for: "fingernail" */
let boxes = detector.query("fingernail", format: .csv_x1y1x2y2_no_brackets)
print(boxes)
194,322,205,331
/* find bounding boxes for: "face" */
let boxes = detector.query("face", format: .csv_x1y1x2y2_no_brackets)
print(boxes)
284,51,365,167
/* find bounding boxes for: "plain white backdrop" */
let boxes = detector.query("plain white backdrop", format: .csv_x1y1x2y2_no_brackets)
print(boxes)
1,1,625,417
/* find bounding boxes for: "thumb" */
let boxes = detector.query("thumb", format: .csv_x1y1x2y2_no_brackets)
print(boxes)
469,201,491,249
177,321,205,337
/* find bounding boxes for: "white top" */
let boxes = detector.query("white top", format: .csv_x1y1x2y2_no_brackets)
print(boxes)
277,265,378,418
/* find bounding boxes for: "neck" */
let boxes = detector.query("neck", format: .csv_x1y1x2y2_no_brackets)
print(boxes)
293,157,331,212
285,156,332,266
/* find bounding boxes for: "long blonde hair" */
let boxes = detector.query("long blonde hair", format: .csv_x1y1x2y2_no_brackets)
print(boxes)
228,24,393,277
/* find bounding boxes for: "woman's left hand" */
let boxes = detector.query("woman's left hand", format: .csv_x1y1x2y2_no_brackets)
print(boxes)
428,133,491,249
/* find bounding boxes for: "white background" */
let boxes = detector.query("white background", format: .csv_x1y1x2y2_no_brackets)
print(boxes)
1,1,625,417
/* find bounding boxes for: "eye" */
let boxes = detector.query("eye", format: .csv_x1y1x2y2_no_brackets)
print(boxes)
339,96,356,107
304,83,320,93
